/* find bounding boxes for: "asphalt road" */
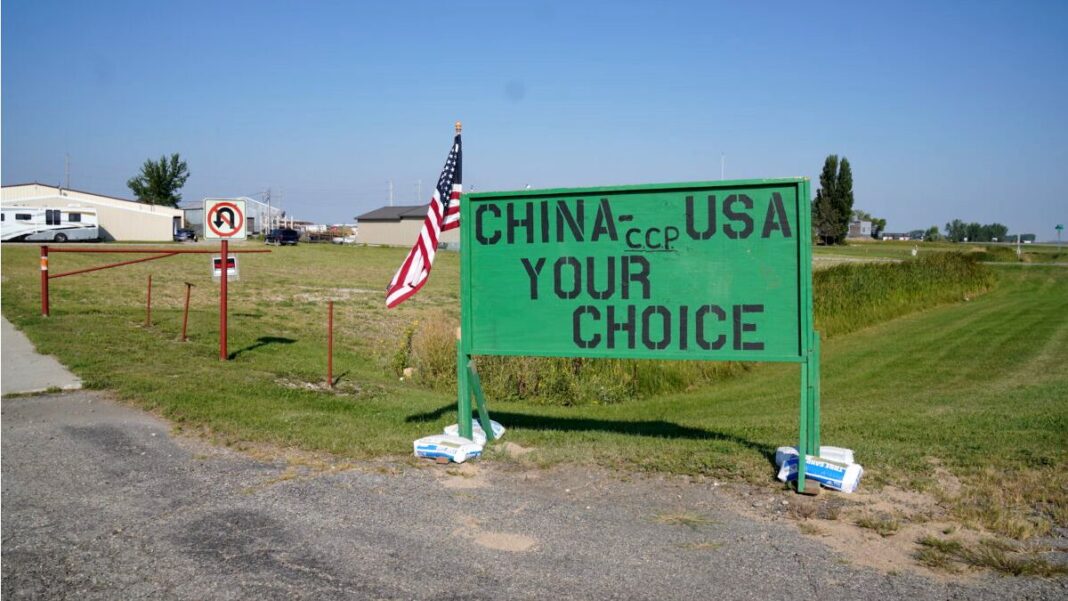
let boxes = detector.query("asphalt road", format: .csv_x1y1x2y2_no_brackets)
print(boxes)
2,391,1064,600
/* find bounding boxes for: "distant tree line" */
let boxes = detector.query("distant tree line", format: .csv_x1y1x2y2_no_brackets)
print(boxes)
943,220,1009,243
808,156,1021,246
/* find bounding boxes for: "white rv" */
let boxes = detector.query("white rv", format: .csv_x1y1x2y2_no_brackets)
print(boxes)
1,207,100,242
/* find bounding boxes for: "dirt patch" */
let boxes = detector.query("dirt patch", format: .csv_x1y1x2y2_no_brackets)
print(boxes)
438,463,487,489
452,515,536,553
927,457,963,498
804,515,974,578
723,481,986,580
499,441,534,458
275,377,366,396
472,531,537,552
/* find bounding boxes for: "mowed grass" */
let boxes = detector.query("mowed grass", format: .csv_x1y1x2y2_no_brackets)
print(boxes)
0,241,462,457
1,242,1066,538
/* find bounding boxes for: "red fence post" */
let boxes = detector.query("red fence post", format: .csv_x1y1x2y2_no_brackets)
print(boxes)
328,300,334,388
146,274,153,327
220,240,228,361
40,245,50,317
181,282,193,342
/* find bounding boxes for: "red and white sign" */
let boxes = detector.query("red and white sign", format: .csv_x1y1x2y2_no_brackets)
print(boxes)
204,199,247,240
212,256,238,281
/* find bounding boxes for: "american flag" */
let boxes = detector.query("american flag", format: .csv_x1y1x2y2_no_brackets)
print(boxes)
385,132,462,308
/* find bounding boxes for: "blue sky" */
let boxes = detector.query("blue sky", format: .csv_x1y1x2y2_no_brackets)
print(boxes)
3,1,1066,237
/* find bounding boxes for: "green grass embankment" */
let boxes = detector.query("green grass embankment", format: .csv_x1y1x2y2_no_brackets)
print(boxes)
1,244,1064,542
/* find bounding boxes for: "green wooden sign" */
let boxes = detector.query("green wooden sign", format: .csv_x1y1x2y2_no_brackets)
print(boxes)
461,179,813,362
457,178,821,491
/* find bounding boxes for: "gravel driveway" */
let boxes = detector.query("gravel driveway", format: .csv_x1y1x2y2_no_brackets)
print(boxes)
3,392,1064,600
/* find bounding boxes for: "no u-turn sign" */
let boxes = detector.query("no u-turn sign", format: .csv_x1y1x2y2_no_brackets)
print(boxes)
204,199,247,240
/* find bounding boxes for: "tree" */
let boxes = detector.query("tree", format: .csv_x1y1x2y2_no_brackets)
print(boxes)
924,226,941,242
944,219,1009,242
985,223,1008,242
812,155,839,245
834,158,855,243
127,153,190,207
872,218,887,239
812,192,838,245
945,219,966,242
812,155,855,245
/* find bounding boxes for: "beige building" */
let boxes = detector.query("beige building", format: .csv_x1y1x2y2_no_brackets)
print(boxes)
1,183,183,242
356,205,461,247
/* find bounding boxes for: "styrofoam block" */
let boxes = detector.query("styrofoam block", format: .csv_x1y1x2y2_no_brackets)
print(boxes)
443,420,506,446
777,454,864,493
775,446,855,467
413,434,483,463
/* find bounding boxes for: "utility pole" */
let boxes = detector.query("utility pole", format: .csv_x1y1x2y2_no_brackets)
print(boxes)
264,188,272,233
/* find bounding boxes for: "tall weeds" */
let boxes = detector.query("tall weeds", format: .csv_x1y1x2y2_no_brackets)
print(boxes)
815,252,994,337
396,252,994,404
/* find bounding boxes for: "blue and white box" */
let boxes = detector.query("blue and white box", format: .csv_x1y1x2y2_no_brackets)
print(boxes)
413,435,483,463
777,454,863,493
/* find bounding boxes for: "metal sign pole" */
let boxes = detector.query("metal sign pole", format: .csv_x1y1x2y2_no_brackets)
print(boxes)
456,336,472,439
220,239,228,361
327,300,334,388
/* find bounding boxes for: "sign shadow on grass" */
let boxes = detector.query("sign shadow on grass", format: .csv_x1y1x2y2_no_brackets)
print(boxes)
405,404,777,466
227,336,296,360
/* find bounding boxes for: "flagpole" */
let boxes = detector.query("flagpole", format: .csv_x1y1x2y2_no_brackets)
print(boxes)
454,120,474,439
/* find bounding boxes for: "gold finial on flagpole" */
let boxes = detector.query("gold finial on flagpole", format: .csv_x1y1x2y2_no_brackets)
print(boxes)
455,121,462,134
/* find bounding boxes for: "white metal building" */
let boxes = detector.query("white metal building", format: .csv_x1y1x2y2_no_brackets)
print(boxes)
180,196,284,238
355,205,461,247
1,183,183,242
847,220,873,239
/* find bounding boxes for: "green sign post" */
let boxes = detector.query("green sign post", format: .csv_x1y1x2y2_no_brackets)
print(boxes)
458,178,821,490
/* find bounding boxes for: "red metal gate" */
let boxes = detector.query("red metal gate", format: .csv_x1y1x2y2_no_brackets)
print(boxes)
39,244,270,360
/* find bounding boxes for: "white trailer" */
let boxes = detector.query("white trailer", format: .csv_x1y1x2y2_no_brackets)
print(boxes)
1,207,100,242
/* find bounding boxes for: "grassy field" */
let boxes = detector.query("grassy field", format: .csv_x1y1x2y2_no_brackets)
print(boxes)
2,241,1066,548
